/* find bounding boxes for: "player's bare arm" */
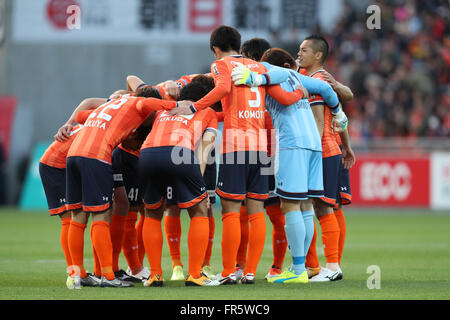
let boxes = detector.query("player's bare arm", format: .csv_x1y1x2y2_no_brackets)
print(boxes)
54,97,107,142
322,71,354,101
126,75,146,92
339,129,356,169
311,103,325,138
198,130,216,176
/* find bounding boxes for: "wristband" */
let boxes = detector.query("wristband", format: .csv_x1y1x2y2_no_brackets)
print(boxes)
190,104,197,113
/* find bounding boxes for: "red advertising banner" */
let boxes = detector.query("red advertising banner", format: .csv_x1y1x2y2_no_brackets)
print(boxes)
189,0,223,32
0,96,17,160
350,154,430,207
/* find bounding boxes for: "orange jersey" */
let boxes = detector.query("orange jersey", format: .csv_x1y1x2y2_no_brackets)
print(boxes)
40,109,95,168
68,96,175,164
141,108,218,151
309,70,341,158
40,124,84,169
335,131,342,146
192,55,302,153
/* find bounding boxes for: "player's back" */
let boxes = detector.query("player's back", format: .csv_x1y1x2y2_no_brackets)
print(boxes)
68,96,149,164
141,108,218,151
40,124,84,169
265,67,321,152
310,69,341,158
214,55,267,153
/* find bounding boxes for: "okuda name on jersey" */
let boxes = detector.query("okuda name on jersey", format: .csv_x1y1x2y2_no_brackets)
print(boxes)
157,111,194,125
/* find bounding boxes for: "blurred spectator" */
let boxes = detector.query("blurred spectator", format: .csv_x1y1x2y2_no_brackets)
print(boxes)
284,0,449,140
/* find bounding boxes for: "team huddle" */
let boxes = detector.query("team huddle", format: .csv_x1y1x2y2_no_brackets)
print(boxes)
39,25,356,288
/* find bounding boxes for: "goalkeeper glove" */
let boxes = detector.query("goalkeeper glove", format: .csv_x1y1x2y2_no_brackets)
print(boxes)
231,63,264,87
331,108,348,132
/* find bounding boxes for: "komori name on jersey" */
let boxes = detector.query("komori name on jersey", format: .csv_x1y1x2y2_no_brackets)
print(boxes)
238,109,265,119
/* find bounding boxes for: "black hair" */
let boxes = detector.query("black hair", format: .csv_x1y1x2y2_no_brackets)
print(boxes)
241,38,271,61
261,48,296,68
304,35,329,63
179,82,209,102
209,25,241,53
190,74,222,112
134,86,162,99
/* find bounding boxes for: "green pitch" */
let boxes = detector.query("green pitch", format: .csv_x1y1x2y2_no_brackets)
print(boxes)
0,207,449,300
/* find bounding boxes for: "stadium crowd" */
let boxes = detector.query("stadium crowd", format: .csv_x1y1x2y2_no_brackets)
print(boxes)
290,0,450,140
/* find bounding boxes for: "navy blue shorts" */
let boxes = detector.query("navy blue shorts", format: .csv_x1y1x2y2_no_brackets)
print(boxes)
112,147,142,208
338,162,352,206
140,146,207,210
66,156,113,213
318,154,343,207
39,162,68,216
216,151,269,202
166,160,217,206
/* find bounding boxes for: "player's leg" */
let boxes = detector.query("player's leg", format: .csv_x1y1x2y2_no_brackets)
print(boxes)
235,203,248,279
110,186,129,277
264,173,286,278
315,155,342,272
78,156,132,288
269,149,313,284
264,163,287,278
38,162,73,280
185,198,210,285
65,156,89,288
164,203,184,280
139,146,171,287
142,206,165,287
136,205,145,265
201,160,217,278
123,205,149,280
201,203,216,278
110,148,130,278
171,148,210,286
58,212,73,277
304,150,324,278
335,162,352,266
213,152,247,284
241,151,270,283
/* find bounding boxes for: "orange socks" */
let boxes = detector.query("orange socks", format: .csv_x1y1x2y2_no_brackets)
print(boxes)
122,210,141,273
136,214,145,265
221,212,241,276
68,220,87,278
334,209,346,264
143,216,163,277
60,217,73,275
318,213,340,264
306,221,320,268
244,212,266,275
265,204,287,269
91,221,114,280
236,205,249,267
110,214,127,272
203,214,215,266
90,223,101,277
164,215,183,268
187,217,209,278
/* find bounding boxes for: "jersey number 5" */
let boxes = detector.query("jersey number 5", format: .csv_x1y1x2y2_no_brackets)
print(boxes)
248,87,261,108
